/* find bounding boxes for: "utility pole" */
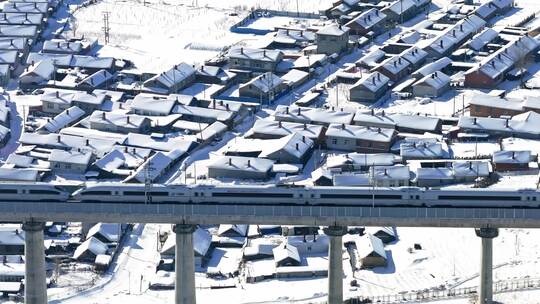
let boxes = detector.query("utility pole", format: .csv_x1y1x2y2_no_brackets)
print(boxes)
102,11,110,44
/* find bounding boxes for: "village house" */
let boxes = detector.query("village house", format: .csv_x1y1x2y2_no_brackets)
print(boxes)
349,72,389,103
369,165,411,187
77,70,114,91
247,119,324,142
452,160,491,182
273,243,301,267
72,91,106,114
239,72,287,103
143,63,196,94
48,149,93,174
18,59,54,88
41,88,77,114
130,94,175,116
42,40,83,54
458,111,540,139
325,123,397,153
89,111,151,134
258,133,314,164
41,106,85,133
468,94,523,117
316,24,350,55
207,156,275,180
412,71,451,97
415,167,455,187
228,47,283,72
345,9,387,37
492,150,532,171
274,105,354,126
374,56,410,82
354,234,387,269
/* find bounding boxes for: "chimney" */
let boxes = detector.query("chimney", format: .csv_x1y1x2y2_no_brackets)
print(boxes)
85,139,89,146
331,106,334,111
297,108,301,115
460,24,463,31
302,136,306,143
504,118,509,128
124,146,128,152
226,104,230,111
285,106,289,114
66,109,69,115
212,99,216,109
9,39,13,46
228,158,232,166
55,91,59,98
469,161,472,170
368,15,371,22
473,117,477,125
377,73,381,81
127,116,130,124
247,160,251,167
341,123,345,129
377,127,381,133
102,112,106,119
240,47,244,54
497,53,501,60
381,110,385,116
56,135,60,142
372,77,376,85
375,10,379,16
452,29,455,37
435,72,438,77
393,61,397,68
491,61,495,68
220,100,224,106
263,50,266,57
440,40,443,48
278,121,282,127
303,123,307,130
295,143,299,150
431,73,435,79
371,109,374,115
384,168,388,176
200,66,204,71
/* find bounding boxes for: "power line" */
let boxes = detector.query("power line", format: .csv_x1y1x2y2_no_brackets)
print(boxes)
102,11,110,44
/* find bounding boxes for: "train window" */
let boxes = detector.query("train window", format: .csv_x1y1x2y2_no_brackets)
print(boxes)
438,195,521,201
194,193,199,197
534,197,537,201
150,192,169,196
83,191,111,195
29,190,59,195
320,194,402,199
299,194,303,198
212,192,293,198
0,189,17,194
416,195,420,199
124,191,146,196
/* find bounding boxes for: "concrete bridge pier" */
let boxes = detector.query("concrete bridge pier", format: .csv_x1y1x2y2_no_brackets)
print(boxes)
324,226,347,304
174,224,197,304
22,221,47,304
475,228,499,304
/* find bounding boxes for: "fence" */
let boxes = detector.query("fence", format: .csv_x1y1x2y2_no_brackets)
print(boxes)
347,277,540,304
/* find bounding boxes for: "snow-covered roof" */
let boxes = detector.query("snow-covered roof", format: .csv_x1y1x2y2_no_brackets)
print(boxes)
355,234,386,259
6,154,35,168
0,37,27,51
492,150,531,164
468,93,523,111
317,24,349,36
196,121,227,142
413,57,452,78
385,0,415,15
414,71,451,90
347,9,386,30
0,13,43,25
95,145,150,174
370,165,410,180
20,59,54,81
243,72,283,93
452,160,490,177
377,55,410,75
161,228,211,257
400,141,444,159
42,40,83,54
87,223,120,243
458,111,540,137
281,69,309,85
172,104,235,122
469,28,499,51
474,1,497,19
357,49,385,68
0,50,18,64
20,132,119,155
292,54,327,69
0,167,39,181
208,155,275,174
49,149,92,165
73,91,106,106
326,123,396,143
42,106,85,133
353,111,441,132
130,94,175,115
326,153,396,168
127,149,185,182
273,243,301,265
274,29,316,45
259,133,314,160
399,46,428,66
228,47,283,63
78,69,114,88
249,119,323,140
274,105,354,125
144,63,196,89
40,88,77,105
89,111,149,131
124,133,196,152
218,224,248,237
2,2,48,13
352,72,389,93
73,237,108,260
416,167,454,180
0,24,37,37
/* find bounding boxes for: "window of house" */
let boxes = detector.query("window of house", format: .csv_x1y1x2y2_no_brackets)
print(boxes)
331,138,337,145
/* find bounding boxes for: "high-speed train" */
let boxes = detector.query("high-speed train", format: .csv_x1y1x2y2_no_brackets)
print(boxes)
69,183,540,208
0,182,538,208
